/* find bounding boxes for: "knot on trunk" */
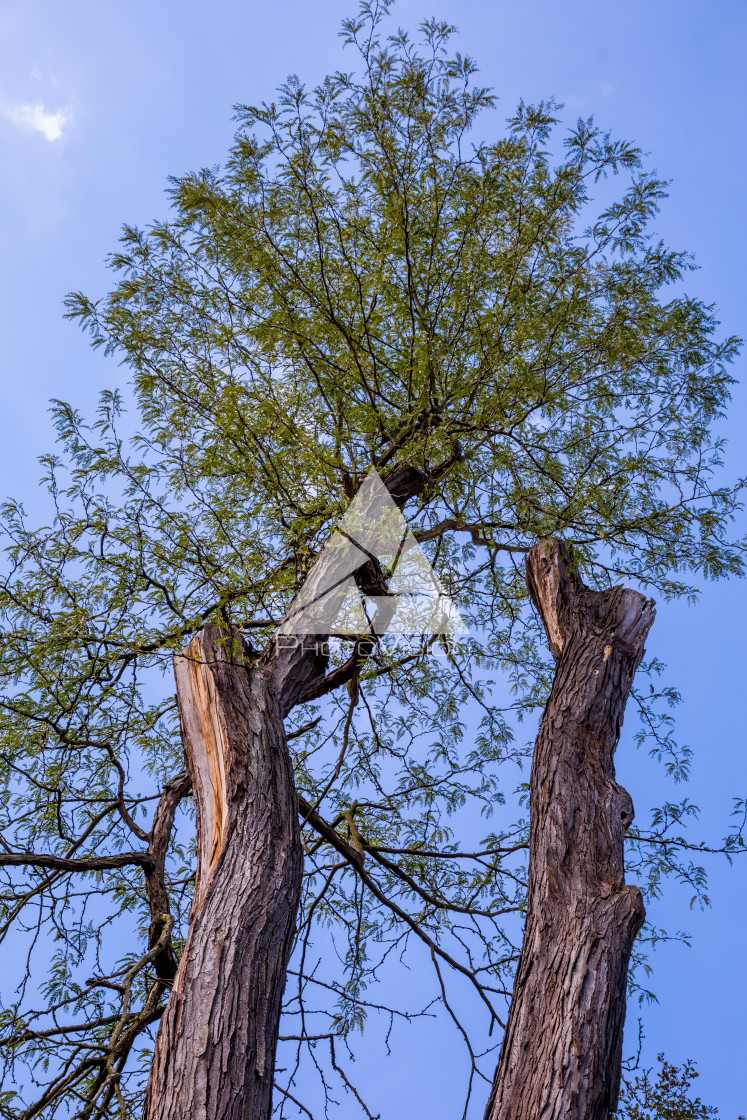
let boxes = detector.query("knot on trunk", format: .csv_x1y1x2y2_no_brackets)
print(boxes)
613,782,636,833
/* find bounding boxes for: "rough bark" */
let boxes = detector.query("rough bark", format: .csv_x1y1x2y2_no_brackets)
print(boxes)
141,460,449,1120
485,539,655,1120
143,625,303,1120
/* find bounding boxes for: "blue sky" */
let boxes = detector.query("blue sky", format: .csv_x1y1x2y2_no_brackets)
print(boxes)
1,0,745,1114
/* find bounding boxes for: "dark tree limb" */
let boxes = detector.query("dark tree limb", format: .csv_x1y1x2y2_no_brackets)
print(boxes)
485,539,654,1120
143,767,192,981
0,851,153,872
296,794,503,1026
268,457,444,712
297,793,363,871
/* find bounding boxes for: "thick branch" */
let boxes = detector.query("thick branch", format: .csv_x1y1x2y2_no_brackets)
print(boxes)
270,457,452,714
143,768,192,981
0,851,153,872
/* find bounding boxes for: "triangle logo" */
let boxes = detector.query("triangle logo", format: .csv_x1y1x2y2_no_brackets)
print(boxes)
279,469,467,637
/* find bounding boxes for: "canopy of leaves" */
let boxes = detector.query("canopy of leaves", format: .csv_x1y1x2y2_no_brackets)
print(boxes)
0,2,744,1117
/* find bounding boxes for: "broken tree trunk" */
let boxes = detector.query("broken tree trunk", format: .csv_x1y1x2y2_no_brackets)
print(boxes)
143,625,304,1120
142,464,431,1120
485,539,655,1120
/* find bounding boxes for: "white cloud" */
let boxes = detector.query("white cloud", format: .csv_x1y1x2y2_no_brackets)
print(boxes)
3,101,72,142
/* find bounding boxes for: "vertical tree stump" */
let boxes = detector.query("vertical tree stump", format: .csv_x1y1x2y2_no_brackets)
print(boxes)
485,539,654,1120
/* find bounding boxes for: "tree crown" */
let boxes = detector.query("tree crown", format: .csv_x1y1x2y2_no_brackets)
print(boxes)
0,3,744,1116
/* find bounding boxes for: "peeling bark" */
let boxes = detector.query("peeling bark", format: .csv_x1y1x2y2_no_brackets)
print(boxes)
143,626,303,1120
485,539,654,1120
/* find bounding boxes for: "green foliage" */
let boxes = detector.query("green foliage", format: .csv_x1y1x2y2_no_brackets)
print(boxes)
0,2,744,1116
616,1054,743,1119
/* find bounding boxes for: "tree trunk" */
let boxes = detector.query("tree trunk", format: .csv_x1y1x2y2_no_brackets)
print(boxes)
142,464,432,1120
485,540,655,1120
143,625,303,1120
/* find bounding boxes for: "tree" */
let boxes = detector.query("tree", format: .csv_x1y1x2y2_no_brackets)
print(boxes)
0,3,744,1118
